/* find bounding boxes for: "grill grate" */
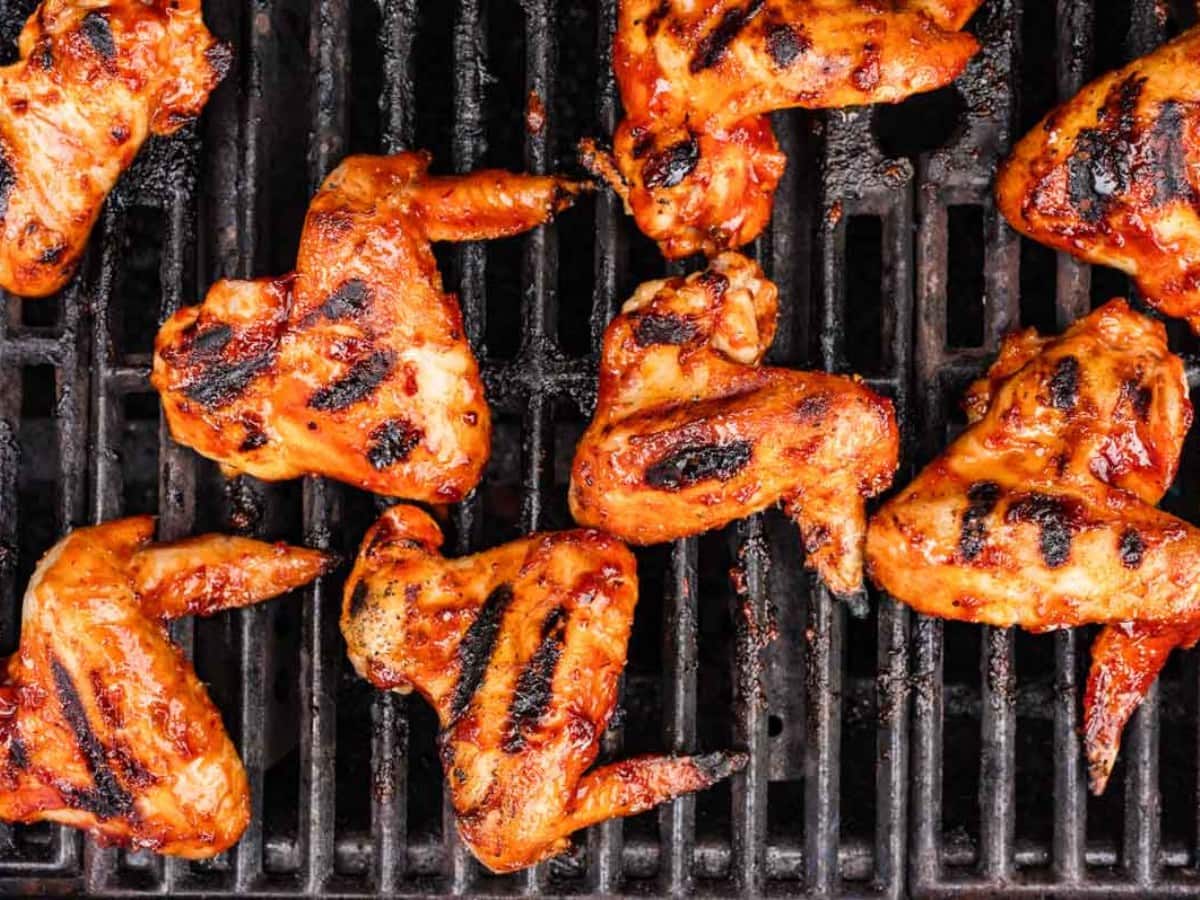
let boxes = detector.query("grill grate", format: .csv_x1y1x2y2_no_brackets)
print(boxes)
3,0,1200,896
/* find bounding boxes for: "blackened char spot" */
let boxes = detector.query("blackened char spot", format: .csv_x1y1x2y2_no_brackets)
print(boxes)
450,584,513,718
642,0,670,36
689,0,764,73
959,481,1000,562
1006,493,1077,568
766,23,809,67
693,750,745,782
633,313,698,347
182,352,274,409
1144,100,1195,206
51,659,133,819
33,39,52,71
9,733,27,770
1049,356,1080,411
80,12,116,62
349,581,369,617
190,323,233,356
38,244,65,265
1119,529,1144,569
238,425,267,452
642,138,699,189
645,440,753,490
367,419,423,470
308,351,394,411
319,279,371,320
1066,76,1144,222
502,606,568,753
697,269,729,297
796,393,830,423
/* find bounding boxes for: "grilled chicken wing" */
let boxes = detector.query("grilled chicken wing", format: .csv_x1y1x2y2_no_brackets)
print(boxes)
153,152,584,500
865,299,1200,792
0,517,332,856
569,252,898,597
582,0,981,258
997,26,1200,332
0,0,229,297
341,504,744,873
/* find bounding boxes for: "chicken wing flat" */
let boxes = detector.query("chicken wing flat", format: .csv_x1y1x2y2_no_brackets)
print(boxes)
865,299,1200,792
0,0,229,297
997,26,1200,332
153,152,584,500
582,0,981,258
0,517,332,856
569,252,898,596
341,504,745,873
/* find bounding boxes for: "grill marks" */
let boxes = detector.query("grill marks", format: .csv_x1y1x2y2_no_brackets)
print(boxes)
316,278,371,321
80,12,116,62
502,606,568,753
959,481,1000,562
366,418,423,470
1006,493,1079,568
183,352,274,409
1065,75,1197,222
645,439,753,490
308,350,395,411
1049,356,1080,411
633,313,698,347
689,0,764,73
450,584,514,719
766,23,809,68
51,659,135,820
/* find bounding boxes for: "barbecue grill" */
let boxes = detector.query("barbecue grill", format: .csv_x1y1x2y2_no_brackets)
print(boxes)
2,0,1200,895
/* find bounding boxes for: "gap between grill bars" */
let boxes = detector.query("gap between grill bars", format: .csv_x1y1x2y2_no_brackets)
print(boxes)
2,0,1200,896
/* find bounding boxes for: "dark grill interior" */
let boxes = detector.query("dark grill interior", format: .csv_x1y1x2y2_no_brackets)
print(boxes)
4,0,1200,895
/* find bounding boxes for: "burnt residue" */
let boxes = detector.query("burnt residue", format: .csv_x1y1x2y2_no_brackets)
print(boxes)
959,481,1000,562
645,440,753,490
37,244,65,265
450,584,514,719
190,323,233,356
1049,356,1080,411
697,269,730,297
502,606,568,753
318,279,372,321
796,393,830,423
1006,493,1078,568
642,0,670,36
633,313,698,347
308,351,395,411
1122,378,1153,420
641,138,700,189
182,352,274,409
366,418,423,470
204,41,234,82
348,581,369,617
80,12,116,62
238,423,268,452
766,23,809,67
1119,528,1145,569
51,659,133,820
9,733,27,770
689,0,764,73
693,750,746,782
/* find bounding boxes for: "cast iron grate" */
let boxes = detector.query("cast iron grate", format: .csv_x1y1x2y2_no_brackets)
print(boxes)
2,0,1200,896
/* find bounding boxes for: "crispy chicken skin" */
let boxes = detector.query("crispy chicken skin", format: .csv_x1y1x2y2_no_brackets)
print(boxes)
0,517,333,856
0,0,229,297
996,26,1200,333
341,505,745,873
153,152,584,500
865,300,1200,792
582,0,981,258
569,252,898,596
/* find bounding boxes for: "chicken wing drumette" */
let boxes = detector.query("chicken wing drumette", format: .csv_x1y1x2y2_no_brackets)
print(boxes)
582,0,982,258
569,253,898,597
341,505,744,873
997,26,1200,332
0,0,229,297
153,152,584,500
0,517,332,855
866,300,1200,792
